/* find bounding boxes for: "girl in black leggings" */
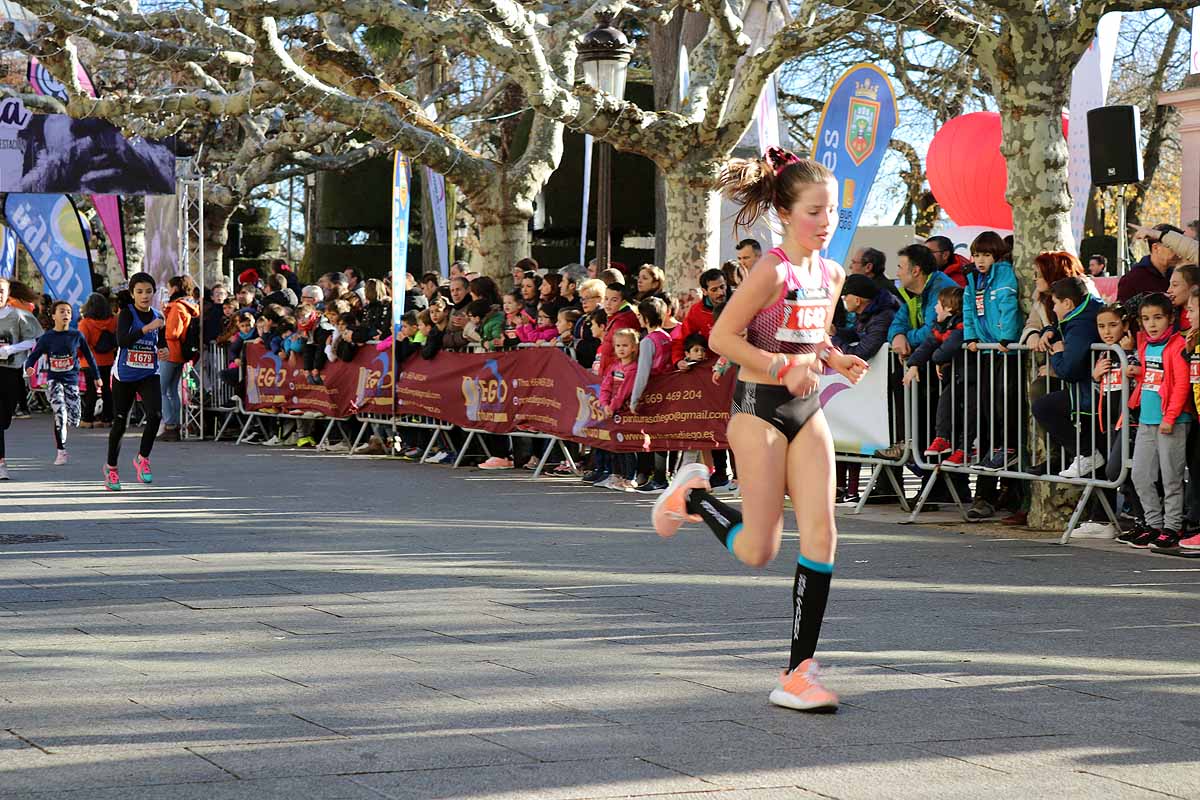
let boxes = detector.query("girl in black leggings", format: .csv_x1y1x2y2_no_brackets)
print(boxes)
106,273,167,491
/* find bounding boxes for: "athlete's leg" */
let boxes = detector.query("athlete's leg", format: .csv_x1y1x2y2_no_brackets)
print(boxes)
108,379,138,466
50,382,67,450
137,375,163,458
784,409,837,671
715,413,788,567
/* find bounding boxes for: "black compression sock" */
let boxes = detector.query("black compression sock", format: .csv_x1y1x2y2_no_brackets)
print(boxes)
789,555,834,672
686,489,744,552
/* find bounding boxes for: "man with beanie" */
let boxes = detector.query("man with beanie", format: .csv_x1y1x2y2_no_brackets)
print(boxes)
834,274,901,361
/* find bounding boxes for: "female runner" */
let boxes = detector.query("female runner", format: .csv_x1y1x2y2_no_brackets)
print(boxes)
653,148,868,711
105,272,168,490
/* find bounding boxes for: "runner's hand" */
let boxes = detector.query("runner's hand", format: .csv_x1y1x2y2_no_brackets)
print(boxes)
24,367,35,379
94,379,103,390
784,364,819,397
830,351,868,384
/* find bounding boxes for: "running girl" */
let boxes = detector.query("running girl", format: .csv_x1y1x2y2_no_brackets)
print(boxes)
0,277,43,480
105,272,169,491
652,147,867,712
23,301,101,465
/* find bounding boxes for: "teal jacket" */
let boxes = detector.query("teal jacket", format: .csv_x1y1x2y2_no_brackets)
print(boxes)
887,270,959,348
963,260,1022,345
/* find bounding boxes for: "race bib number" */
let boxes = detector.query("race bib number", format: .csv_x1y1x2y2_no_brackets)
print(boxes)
125,349,154,369
778,294,828,344
1143,366,1164,394
48,355,74,372
1190,356,1200,385
975,291,986,316
1103,367,1123,394
612,369,625,383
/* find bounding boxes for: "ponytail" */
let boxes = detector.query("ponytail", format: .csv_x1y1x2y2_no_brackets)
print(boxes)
716,146,834,234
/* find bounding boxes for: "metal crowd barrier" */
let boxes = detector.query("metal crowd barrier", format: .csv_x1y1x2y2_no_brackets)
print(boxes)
835,348,913,514
904,342,1131,541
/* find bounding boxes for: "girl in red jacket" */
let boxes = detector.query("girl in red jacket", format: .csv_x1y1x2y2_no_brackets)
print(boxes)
1126,293,1195,551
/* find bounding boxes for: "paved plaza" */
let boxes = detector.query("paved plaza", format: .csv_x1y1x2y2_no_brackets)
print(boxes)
1,420,1199,799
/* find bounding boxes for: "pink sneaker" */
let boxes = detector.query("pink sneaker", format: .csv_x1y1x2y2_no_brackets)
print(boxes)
104,466,121,491
54,450,68,466
651,463,710,538
768,658,839,712
477,457,514,470
133,455,153,484
1178,532,1200,550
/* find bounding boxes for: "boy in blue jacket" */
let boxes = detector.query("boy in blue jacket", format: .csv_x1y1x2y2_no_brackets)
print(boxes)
1032,277,1104,477
963,231,1024,483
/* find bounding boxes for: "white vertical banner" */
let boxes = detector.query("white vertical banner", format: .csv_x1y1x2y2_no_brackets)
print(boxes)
818,346,891,455
1067,12,1122,250
754,76,783,246
580,134,593,265
1191,9,1199,74
678,45,690,109
423,167,449,278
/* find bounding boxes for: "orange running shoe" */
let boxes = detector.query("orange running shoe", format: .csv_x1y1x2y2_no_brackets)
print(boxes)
651,463,710,538
768,658,839,712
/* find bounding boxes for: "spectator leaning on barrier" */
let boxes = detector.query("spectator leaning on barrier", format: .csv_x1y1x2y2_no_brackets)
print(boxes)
1032,277,1105,478
925,235,969,288
903,286,966,462
887,244,958,358
1022,251,1097,355
834,274,900,361
1118,224,1183,302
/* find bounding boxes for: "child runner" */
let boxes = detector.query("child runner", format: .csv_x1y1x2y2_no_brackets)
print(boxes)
1126,293,1194,551
106,272,168,491
23,301,101,465
0,277,44,479
652,148,867,711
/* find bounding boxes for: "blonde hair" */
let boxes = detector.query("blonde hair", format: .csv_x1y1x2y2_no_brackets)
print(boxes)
716,147,834,234
612,328,640,347
578,278,606,300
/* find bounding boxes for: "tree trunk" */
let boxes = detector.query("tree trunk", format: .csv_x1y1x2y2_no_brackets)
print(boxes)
123,196,146,275
203,202,235,288
469,185,530,282
662,168,721,291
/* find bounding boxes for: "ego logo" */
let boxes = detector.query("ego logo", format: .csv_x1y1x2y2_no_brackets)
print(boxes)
571,385,605,436
254,365,285,388
462,359,508,422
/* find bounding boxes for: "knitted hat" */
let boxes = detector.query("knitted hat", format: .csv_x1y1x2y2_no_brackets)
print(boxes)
238,268,260,286
843,274,878,300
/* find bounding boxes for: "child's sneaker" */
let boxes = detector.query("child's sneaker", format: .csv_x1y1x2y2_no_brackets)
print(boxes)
104,466,121,491
651,463,710,538
133,455,153,484
1179,532,1200,550
924,437,952,456
945,449,966,465
1117,521,1150,544
478,456,514,470
1127,527,1161,549
768,659,839,712
54,450,68,466
296,436,316,448
1149,530,1182,553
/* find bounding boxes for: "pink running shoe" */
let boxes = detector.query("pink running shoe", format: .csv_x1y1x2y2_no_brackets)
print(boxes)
54,450,68,466
769,658,839,712
1178,532,1200,550
104,466,121,491
651,463,710,538
133,455,153,484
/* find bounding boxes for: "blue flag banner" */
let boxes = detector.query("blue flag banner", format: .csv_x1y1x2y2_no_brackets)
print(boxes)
811,64,897,266
0,224,15,280
4,193,93,314
391,152,412,339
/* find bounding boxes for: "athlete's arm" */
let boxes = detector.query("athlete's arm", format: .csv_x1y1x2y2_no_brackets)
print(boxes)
709,253,821,376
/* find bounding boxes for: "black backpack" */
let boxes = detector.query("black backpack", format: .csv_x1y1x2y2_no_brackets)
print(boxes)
93,328,117,354
180,313,201,362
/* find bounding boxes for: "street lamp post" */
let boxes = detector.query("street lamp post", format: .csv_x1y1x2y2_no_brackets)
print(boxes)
577,13,633,273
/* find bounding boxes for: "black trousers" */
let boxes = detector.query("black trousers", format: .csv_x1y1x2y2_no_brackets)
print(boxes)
108,374,162,465
82,364,113,423
0,367,25,459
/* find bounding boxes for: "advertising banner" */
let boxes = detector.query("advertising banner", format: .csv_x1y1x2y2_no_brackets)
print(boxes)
423,167,449,278
4,193,92,313
811,64,898,267
391,152,412,339
245,343,393,419
144,193,179,308
817,346,890,455
28,57,128,276
0,98,174,195
1067,13,1122,250
0,224,15,280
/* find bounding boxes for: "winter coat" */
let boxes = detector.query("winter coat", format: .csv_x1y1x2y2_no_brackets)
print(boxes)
833,290,900,361
887,270,959,349
1049,295,1103,413
962,260,1022,346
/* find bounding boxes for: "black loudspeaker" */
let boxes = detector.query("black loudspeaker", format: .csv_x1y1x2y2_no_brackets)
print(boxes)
1087,105,1143,186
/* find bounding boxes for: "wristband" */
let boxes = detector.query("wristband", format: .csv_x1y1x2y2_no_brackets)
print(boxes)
767,353,789,381
776,357,799,384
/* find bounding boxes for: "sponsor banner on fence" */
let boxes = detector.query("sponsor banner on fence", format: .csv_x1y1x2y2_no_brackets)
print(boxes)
0,97,174,195
242,345,892,455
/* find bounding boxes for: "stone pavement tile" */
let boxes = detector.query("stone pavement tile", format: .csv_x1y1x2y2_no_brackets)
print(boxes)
0,776,381,800
0,747,233,794
291,698,613,737
916,733,1200,799
9,713,344,752
351,757,720,800
189,731,536,779
473,720,792,762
